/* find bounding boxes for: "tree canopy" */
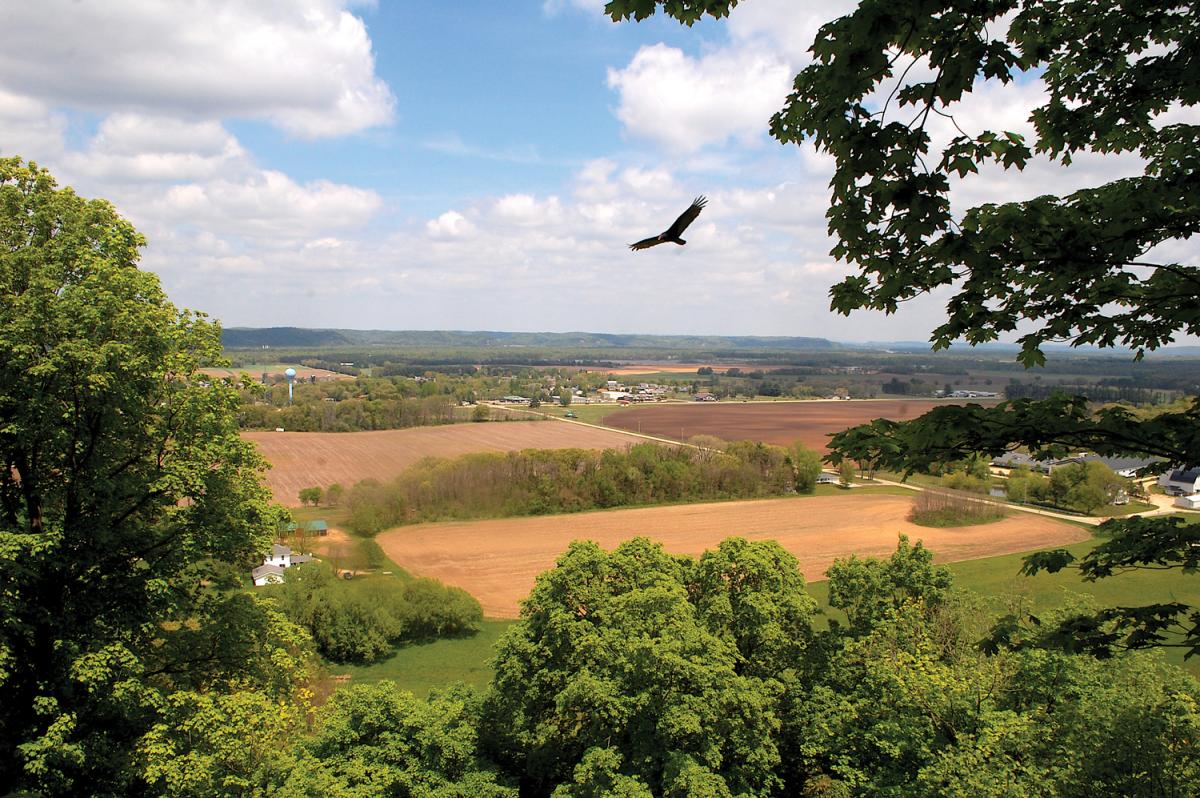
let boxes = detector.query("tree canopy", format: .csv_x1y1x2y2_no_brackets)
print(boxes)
0,158,287,794
606,0,1200,657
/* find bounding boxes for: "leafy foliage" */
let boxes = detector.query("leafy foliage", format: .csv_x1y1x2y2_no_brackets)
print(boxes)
269,563,482,663
0,158,287,794
481,537,817,797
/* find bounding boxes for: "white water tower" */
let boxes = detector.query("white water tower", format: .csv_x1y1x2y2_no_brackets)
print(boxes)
284,367,296,404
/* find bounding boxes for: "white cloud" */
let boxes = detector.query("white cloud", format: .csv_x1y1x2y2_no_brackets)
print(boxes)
61,114,246,182
157,170,381,238
492,194,564,226
606,43,793,152
0,88,66,159
426,210,476,238
0,0,393,138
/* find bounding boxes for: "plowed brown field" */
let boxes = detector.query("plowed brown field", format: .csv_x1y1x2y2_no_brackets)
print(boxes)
377,494,1088,617
604,399,988,452
245,422,646,505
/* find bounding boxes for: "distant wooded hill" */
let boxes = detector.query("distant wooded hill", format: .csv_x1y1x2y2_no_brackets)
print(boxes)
220,327,840,351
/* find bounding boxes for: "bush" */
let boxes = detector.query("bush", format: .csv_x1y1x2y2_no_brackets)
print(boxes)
268,563,482,663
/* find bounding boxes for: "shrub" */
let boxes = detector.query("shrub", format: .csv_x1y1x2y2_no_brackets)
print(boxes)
268,563,482,663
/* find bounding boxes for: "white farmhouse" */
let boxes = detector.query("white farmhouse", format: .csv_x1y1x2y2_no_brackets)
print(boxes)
251,543,313,587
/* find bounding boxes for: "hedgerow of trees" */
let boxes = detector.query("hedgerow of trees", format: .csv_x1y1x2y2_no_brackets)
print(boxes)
341,439,825,535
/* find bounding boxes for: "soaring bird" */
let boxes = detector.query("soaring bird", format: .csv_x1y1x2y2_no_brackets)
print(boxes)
629,196,707,251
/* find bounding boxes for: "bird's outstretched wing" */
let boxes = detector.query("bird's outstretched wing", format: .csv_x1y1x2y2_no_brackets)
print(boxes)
629,236,663,251
664,195,706,239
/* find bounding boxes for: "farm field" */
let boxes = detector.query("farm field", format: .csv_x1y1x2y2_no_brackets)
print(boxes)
602,398,989,451
245,422,647,505
376,493,1088,618
202,363,353,382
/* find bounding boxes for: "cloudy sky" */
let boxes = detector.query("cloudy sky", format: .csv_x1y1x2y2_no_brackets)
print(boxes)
1,0,1191,343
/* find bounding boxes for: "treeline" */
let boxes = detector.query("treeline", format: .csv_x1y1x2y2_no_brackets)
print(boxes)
1005,379,1175,405
342,440,824,535
239,394,460,431
1005,461,1134,514
265,562,481,663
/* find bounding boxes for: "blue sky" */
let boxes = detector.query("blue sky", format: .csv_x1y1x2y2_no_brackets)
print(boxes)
1,0,1193,345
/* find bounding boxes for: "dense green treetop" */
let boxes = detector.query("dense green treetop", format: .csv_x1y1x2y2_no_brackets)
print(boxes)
0,158,286,794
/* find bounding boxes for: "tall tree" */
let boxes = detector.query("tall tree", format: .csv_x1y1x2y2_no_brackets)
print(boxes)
481,537,812,797
607,0,1200,656
0,159,281,794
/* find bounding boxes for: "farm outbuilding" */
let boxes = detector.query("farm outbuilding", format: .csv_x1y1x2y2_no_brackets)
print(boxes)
1159,467,1200,496
1175,494,1200,511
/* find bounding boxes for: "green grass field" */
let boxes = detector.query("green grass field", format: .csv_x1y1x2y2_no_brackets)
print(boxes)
330,619,514,697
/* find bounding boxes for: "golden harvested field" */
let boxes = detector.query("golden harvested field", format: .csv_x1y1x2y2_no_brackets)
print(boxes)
377,494,1088,617
604,398,989,452
245,422,646,505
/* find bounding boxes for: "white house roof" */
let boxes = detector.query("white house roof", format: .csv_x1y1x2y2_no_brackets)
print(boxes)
252,564,285,581
271,543,290,558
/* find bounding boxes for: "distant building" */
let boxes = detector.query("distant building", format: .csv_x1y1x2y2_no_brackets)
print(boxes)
693,392,717,402
816,472,841,485
945,390,999,399
251,564,285,586
1159,467,1200,496
285,519,328,536
1076,455,1161,479
991,451,1045,471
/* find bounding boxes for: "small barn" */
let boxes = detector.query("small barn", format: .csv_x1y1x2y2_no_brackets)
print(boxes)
1176,494,1200,511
